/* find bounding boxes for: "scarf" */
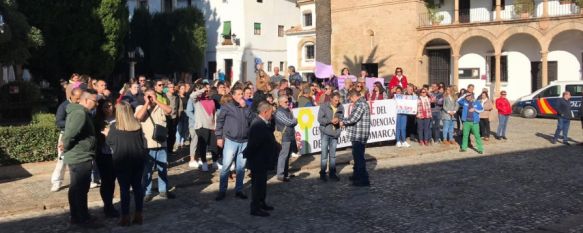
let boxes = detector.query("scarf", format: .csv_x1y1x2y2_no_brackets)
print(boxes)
200,99,215,116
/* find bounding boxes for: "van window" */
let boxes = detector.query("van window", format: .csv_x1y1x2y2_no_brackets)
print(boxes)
539,85,560,98
566,85,583,97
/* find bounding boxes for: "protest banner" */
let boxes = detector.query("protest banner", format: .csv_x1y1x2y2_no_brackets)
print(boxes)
292,99,397,154
394,94,418,115
337,75,357,89
365,78,385,91
315,62,334,79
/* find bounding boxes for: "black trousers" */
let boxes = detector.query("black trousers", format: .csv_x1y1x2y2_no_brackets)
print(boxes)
479,118,490,138
95,154,116,209
250,169,267,212
115,160,144,215
167,118,177,151
68,160,92,222
195,128,219,163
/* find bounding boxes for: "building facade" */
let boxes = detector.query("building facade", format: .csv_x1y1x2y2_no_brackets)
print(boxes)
286,0,317,80
330,0,583,100
128,0,300,84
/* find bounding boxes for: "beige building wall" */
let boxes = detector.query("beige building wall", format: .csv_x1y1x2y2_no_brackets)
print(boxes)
331,0,425,84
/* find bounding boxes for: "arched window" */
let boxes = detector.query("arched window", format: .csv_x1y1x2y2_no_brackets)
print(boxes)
304,43,315,61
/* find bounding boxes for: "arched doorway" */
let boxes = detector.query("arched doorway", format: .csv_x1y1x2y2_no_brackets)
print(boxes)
422,39,453,86
458,36,496,96
501,33,542,100
548,30,583,81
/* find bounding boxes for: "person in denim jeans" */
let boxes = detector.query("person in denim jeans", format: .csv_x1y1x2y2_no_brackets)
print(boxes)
495,90,511,140
134,87,174,202
394,87,410,148
215,87,255,201
429,84,444,143
441,87,458,145
317,93,344,181
552,91,573,145
275,95,297,182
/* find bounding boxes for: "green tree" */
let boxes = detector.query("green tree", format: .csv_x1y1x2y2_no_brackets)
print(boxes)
0,0,43,82
17,0,128,85
129,7,206,77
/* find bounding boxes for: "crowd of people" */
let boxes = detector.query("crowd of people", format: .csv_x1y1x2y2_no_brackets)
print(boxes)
53,65,531,228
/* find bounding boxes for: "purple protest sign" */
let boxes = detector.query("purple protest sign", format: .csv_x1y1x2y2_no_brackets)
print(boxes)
365,78,385,91
315,62,334,79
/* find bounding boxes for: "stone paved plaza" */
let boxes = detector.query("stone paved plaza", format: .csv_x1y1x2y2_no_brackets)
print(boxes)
0,117,582,233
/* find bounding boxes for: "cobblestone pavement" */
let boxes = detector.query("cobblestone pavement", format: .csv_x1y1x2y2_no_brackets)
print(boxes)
0,117,582,233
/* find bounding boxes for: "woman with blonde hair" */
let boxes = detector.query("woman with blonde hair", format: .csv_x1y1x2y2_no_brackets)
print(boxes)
441,87,458,144
106,101,147,226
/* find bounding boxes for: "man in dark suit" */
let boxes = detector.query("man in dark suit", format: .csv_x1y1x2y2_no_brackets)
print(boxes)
244,101,276,217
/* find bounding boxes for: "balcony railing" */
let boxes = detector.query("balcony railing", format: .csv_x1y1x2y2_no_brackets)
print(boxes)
548,2,582,17
419,1,583,28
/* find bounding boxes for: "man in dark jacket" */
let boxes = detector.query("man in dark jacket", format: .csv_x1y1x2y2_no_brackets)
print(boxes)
552,91,572,145
215,87,255,201
244,101,276,217
274,95,297,182
51,88,83,192
62,90,102,228
317,93,344,181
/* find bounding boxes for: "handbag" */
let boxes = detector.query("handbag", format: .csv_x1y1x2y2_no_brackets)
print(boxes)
274,126,287,144
147,108,168,143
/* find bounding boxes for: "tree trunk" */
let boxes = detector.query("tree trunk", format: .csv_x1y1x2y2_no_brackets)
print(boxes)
15,64,24,81
316,0,332,65
0,64,4,86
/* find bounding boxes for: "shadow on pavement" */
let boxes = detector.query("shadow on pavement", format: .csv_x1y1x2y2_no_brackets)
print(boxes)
1,145,582,232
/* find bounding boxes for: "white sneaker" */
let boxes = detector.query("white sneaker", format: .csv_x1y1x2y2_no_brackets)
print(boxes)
230,164,235,171
50,182,61,192
217,163,223,170
90,182,99,189
291,152,300,158
188,160,197,168
396,142,402,148
201,162,209,172
402,141,411,148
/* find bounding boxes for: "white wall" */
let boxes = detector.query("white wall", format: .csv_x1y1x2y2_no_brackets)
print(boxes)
549,30,583,81
459,37,492,97
503,34,542,100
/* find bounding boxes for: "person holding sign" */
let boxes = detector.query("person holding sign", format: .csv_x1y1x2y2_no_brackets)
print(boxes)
340,90,371,187
317,93,344,182
394,87,411,148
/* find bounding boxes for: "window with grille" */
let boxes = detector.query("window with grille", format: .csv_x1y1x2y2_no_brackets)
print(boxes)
489,56,508,82
254,23,261,35
278,25,284,37
305,44,315,60
303,13,313,27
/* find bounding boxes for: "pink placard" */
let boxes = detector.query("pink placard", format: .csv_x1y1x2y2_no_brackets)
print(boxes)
365,78,385,91
337,75,357,89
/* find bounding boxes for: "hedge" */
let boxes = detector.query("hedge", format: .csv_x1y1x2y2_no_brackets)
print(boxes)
0,113,59,165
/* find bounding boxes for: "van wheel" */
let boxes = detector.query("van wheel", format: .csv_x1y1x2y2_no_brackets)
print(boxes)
521,106,537,119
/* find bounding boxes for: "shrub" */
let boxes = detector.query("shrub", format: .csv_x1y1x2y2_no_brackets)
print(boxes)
0,114,59,165
0,81,42,123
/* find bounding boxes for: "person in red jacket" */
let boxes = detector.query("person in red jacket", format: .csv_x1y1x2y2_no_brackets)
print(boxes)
495,90,512,140
389,67,408,90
